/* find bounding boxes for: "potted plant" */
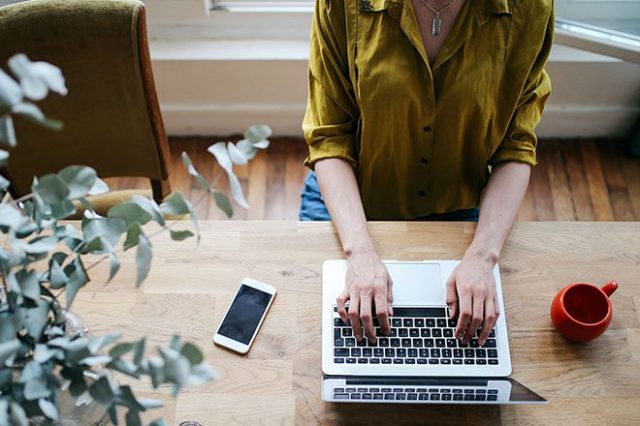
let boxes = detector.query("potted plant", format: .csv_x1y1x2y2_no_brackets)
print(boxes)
0,54,271,425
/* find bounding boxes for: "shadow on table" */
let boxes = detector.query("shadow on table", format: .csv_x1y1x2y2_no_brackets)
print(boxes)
332,403,501,425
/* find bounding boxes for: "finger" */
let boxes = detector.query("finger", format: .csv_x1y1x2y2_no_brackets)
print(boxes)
375,293,390,335
478,297,497,346
465,293,485,343
336,288,350,323
446,274,458,319
348,295,363,341
360,295,376,343
455,288,472,340
387,276,394,317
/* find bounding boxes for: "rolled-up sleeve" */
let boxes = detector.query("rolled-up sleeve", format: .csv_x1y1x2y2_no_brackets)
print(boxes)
489,6,554,167
303,0,359,170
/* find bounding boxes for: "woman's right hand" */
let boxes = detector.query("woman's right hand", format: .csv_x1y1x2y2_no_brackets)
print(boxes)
336,248,394,344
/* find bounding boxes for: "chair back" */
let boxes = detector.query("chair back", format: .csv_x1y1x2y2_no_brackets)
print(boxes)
0,0,171,201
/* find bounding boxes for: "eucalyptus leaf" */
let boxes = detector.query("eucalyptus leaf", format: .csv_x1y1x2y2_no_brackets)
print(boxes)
83,217,126,248
188,363,217,385
169,230,193,241
108,202,152,226
207,141,232,173
17,299,49,340
88,176,109,195
0,203,28,228
0,175,9,190
24,379,50,400
88,333,122,353
159,193,189,217
107,358,139,378
0,67,22,108
125,409,142,426
181,151,198,176
8,54,67,101
235,139,257,160
89,376,115,405
0,399,8,426
133,338,146,366
137,398,163,410
58,165,97,199
49,199,76,219
11,102,62,130
79,355,111,366
0,149,9,167
228,172,249,209
213,191,233,218
135,234,152,287
148,418,167,426
48,260,67,289
34,174,69,204
227,142,248,165
108,252,120,283
129,195,165,226
109,342,135,358
15,269,40,300
0,115,17,147
244,124,272,143
196,174,210,191
38,399,58,421
64,256,88,308
119,385,145,412
253,139,270,149
123,222,142,250
10,402,28,426
180,342,204,365
33,344,59,363
0,339,21,365
24,235,58,255
19,361,44,383
0,313,17,342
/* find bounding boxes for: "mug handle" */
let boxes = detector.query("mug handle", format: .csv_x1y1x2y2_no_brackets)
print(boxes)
601,280,619,297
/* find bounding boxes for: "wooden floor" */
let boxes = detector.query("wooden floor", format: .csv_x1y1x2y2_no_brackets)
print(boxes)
105,137,640,221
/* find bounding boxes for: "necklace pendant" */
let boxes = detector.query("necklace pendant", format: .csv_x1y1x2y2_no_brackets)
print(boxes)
432,13,442,36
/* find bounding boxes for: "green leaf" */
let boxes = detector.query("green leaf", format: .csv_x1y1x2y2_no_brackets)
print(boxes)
0,203,28,228
48,260,67,289
69,378,87,396
0,339,21,365
0,115,17,147
12,101,62,130
10,402,28,426
213,191,233,218
0,67,22,108
129,195,165,226
34,173,69,204
227,142,248,165
135,234,152,287
207,142,232,173
24,235,58,254
188,363,217,385
38,399,58,421
108,252,120,283
108,202,152,226
88,333,122,353
64,256,88,308
88,176,109,195
83,217,126,247
49,199,76,219
65,337,90,364
89,376,116,405
244,124,272,143
0,313,17,343
9,53,67,100
123,222,142,250
228,172,249,209
79,355,111,366
15,269,40,300
0,175,9,190
107,358,139,378
180,342,204,365
58,165,97,199
181,151,198,176
169,229,194,241
119,385,145,412
125,409,142,426
159,192,189,216
17,299,49,340
137,398,163,410
0,400,8,426
109,342,135,358
0,149,9,167
235,139,258,160
148,418,167,426
133,338,146,366
33,344,59,363
24,379,50,400
196,174,209,190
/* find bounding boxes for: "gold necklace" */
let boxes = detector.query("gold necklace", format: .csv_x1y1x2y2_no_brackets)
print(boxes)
417,0,461,36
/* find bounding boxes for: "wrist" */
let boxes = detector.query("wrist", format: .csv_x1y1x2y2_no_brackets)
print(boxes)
464,242,500,265
344,240,376,259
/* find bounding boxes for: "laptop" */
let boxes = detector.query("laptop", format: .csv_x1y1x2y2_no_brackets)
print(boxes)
321,260,546,404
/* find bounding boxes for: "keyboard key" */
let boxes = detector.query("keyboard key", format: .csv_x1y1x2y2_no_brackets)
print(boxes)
345,338,356,347
363,394,373,400
419,394,428,400
334,328,341,339
432,329,442,337
343,328,352,337
357,339,367,347
448,318,456,327
399,329,409,337
391,338,401,347
443,329,454,337
487,394,498,401
470,339,480,348
379,338,390,347
475,395,486,401
370,358,380,364
405,359,416,364
440,389,451,393
357,358,368,364
437,319,447,327
334,358,345,363
430,349,441,357
464,359,475,365
428,359,439,364
442,394,452,401
396,393,406,400
426,319,435,327
441,359,451,364
346,358,356,364
392,318,402,327
374,393,383,400
424,339,435,348
419,349,429,357
382,359,392,364
382,388,392,393
464,389,475,394
335,348,349,357
464,394,474,401
384,394,394,400
428,388,439,393
476,359,487,365
385,349,395,357
453,394,463,401
334,393,349,400
409,329,420,337
407,393,418,400
413,338,423,347
489,329,496,338
408,349,418,357
442,349,452,357
335,338,344,347
363,348,373,357
335,388,344,393
346,388,356,393
452,389,463,393
430,393,441,401
476,349,487,358
476,389,486,393
488,349,498,358
334,318,347,326
484,339,497,348
351,348,361,357
421,329,431,337
389,329,398,337
403,319,413,327
488,359,499,365
397,349,407,357
405,388,415,392
393,359,404,364
464,349,475,357
418,359,428,364
415,319,425,327
402,338,412,347
488,389,498,394
453,359,462,364
436,339,446,348
350,394,361,400
393,307,446,317
374,348,383,357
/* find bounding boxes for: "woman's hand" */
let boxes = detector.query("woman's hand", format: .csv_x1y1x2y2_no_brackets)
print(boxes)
336,248,393,344
446,251,500,347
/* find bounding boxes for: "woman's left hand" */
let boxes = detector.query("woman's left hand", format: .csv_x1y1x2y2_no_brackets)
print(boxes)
445,252,500,346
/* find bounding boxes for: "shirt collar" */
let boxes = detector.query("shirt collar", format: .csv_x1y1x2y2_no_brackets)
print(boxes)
476,0,512,25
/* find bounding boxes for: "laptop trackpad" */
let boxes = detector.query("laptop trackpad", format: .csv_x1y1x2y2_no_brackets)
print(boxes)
386,263,445,305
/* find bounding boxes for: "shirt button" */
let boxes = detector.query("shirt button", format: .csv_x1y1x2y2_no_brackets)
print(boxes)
423,126,432,133
418,190,427,198
420,157,429,165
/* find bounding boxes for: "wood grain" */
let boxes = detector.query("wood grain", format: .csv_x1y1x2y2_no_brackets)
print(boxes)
70,221,640,425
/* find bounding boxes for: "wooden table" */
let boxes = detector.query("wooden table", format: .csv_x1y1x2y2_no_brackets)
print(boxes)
74,221,640,425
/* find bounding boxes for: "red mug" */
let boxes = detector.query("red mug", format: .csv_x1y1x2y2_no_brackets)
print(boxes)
550,280,618,342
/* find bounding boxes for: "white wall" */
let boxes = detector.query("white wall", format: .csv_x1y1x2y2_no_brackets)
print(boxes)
150,41,640,138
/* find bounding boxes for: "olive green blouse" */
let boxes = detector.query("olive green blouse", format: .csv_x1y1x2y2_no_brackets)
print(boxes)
302,0,554,220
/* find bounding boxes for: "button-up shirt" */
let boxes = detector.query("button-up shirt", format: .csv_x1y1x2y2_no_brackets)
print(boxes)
302,0,554,220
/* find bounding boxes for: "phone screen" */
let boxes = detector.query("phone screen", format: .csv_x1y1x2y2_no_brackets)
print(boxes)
217,284,273,344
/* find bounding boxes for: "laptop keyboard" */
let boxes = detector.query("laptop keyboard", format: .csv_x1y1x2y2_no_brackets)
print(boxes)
332,386,499,402
333,307,499,366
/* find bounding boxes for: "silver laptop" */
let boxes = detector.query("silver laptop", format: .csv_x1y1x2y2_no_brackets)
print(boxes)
321,260,546,404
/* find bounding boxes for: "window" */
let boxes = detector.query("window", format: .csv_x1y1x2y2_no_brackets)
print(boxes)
555,0,640,63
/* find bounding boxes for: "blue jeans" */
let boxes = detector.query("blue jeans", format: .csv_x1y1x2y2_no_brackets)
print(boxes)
299,172,479,222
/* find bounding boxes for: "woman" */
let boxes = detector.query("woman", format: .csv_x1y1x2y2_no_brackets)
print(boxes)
300,0,553,347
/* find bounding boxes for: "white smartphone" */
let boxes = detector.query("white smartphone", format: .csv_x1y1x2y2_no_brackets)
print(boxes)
213,278,277,354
